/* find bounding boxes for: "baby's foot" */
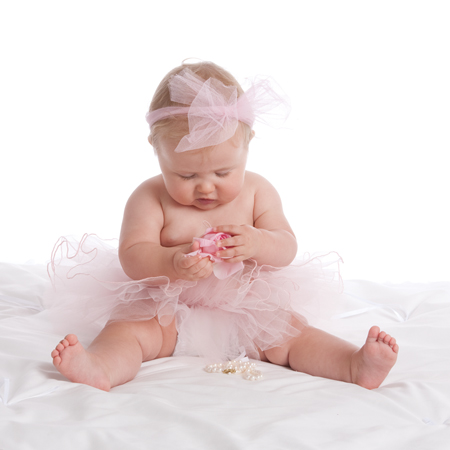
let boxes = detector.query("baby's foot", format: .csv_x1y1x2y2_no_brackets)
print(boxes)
350,326,399,390
51,334,111,391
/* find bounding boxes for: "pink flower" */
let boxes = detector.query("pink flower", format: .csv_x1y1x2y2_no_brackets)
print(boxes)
195,231,229,255
186,228,244,279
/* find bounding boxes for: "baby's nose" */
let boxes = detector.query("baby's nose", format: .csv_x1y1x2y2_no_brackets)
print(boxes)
197,180,215,194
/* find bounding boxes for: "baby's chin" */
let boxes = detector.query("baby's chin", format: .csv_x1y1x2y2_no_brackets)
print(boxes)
193,198,219,209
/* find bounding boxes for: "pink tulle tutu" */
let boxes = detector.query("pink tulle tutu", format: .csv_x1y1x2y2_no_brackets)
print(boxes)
47,234,343,361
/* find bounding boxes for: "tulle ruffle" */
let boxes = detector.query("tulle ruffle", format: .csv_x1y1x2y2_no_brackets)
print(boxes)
47,234,343,361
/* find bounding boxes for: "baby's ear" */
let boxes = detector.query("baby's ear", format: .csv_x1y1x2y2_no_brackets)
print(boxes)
148,135,153,146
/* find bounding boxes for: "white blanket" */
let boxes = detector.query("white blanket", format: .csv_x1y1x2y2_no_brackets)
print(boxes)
1,262,449,449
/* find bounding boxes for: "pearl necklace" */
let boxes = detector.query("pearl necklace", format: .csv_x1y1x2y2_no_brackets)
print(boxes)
204,359,263,381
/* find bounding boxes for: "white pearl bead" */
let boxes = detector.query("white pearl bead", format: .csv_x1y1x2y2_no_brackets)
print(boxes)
205,358,263,380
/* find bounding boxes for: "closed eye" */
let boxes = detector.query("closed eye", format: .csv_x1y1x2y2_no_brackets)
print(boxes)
179,174,195,180
216,172,230,178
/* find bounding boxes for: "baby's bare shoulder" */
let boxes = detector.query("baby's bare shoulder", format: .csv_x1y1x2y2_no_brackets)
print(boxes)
121,176,165,244
245,171,285,224
245,170,267,184
245,171,279,196
131,175,164,198
124,175,167,211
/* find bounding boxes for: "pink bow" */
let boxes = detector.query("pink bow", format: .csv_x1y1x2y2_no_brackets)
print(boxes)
171,71,243,152
146,69,288,152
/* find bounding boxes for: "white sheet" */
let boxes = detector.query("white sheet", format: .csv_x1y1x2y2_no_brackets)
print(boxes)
1,262,449,449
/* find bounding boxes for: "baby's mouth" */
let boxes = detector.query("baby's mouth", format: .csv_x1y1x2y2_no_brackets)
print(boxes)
196,198,215,205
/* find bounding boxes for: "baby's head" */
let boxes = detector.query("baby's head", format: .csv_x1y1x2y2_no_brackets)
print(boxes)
145,61,288,210
147,61,254,154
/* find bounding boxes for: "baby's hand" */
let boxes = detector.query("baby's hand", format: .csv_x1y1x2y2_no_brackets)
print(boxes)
173,241,214,281
211,224,262,263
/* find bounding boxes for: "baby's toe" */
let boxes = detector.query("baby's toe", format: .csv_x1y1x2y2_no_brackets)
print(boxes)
377,331,387,342
388,336,396,347
65,334,78,345
55,342,65,352
52,349,62,366
367,326,380,340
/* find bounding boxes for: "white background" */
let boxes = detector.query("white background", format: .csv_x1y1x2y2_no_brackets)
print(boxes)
1,1,449,283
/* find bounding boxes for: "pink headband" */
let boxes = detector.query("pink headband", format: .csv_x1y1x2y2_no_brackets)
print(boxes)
146,69,289,152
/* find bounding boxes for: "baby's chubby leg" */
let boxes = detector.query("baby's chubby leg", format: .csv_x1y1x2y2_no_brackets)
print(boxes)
263,319,398,389
51,318,177,391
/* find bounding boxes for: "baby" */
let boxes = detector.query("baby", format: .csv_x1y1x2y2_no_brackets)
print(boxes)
51,61,398,391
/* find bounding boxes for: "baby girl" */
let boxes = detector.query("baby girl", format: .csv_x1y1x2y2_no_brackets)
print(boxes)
51,61,398,391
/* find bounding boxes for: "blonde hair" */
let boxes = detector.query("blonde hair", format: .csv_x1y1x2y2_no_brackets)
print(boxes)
149,61,252,151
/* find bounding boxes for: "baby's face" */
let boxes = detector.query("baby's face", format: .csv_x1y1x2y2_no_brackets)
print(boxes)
157,133,248,210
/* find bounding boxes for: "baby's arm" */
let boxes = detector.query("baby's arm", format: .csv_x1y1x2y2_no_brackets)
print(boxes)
118,178,213,281
213,173,297,267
